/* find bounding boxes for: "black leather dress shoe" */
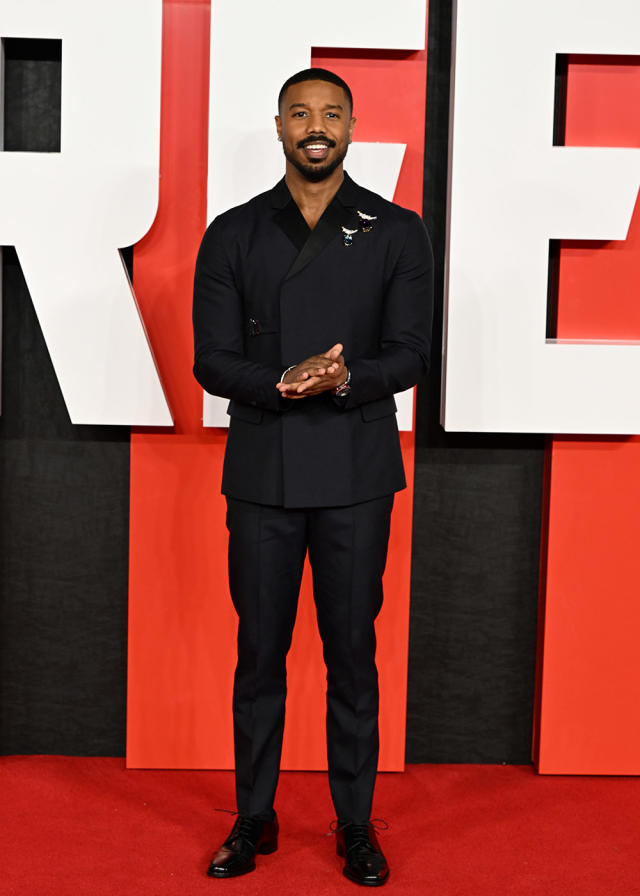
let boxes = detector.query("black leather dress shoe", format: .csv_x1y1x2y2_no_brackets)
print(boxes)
336,822,389,887
207,813,278,878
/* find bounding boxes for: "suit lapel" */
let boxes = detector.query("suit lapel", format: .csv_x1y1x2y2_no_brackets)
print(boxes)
273,201,309,253
284,200,346,281
269,172,363,282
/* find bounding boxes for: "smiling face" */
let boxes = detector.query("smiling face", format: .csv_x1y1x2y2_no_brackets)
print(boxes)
275,79,356,183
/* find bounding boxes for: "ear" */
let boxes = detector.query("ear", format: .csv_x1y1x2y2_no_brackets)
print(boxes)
348,115,356,144
275,114,283,141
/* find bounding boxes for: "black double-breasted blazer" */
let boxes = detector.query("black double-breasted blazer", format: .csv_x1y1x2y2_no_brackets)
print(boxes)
193,172,433,508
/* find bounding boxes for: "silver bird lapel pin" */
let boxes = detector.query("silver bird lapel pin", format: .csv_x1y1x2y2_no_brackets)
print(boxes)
341,226,359,247
356,210,378,233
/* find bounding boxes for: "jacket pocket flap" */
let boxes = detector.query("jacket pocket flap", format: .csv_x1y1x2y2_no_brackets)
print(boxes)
227,400,264,425
360,396,397,422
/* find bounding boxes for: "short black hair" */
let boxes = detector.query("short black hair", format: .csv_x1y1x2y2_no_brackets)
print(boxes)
278,68,353,114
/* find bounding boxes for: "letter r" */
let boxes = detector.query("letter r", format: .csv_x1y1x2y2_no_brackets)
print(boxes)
0,0,171,425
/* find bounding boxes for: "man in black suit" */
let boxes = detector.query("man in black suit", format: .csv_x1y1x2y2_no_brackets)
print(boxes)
193,67,433,887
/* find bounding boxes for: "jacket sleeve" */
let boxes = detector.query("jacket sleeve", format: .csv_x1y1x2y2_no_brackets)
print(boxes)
192,217,287,411
337,212,434,411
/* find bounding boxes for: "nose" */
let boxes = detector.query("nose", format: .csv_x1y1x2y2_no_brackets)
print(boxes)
306,111,326,134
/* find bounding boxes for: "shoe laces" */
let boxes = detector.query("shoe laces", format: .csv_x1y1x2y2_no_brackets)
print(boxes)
327,817,389,850
235,815,260,848
214,808,264,850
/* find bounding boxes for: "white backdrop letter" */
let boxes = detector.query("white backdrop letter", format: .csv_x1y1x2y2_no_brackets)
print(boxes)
203,0,427,430
0,0,171,425
442,0,640,434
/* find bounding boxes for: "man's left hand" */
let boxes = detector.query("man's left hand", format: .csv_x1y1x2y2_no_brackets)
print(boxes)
276,345,348,398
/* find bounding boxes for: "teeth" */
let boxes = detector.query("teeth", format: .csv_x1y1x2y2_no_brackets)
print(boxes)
306,143,328,150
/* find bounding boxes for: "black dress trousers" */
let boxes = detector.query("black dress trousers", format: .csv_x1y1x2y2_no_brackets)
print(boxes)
225,493,394,824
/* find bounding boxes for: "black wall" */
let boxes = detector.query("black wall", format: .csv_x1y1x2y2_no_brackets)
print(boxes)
0,6,544,762
1,39,129,754
407,2,544,762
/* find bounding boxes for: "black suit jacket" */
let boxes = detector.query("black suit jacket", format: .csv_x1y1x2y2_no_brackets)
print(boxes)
193,172,433,508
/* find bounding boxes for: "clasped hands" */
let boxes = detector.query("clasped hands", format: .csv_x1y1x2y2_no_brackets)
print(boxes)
275,343,347,399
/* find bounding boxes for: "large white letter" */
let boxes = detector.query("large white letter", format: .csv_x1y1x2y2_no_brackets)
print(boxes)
0,0,171,425
442,0,640,434
203,0,427,430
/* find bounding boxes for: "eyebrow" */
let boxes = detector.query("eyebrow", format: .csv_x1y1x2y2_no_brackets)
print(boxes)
288,102,344,111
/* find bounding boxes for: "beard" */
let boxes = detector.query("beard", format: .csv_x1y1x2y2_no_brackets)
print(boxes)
282,140,349,183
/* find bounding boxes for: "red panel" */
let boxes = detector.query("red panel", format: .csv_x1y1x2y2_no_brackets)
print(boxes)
312,48,429,216
127,3,429,769
556,57,640,341
535,57,640,773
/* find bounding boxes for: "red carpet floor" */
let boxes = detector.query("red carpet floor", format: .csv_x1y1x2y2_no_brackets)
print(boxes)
1,757,639,896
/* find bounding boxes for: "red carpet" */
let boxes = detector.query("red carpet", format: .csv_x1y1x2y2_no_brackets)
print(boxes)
1,757,639,895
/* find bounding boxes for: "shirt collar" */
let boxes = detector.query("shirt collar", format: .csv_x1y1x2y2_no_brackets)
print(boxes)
269,170,359,210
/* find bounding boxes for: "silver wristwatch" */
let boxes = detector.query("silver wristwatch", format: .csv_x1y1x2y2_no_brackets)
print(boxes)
334,369,351,398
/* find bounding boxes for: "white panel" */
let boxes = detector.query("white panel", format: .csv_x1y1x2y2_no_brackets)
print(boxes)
394,388,415,432
0,40,5,414
0,0,171,425
204,0,426,430
345,142,406,203
443,0,640,434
